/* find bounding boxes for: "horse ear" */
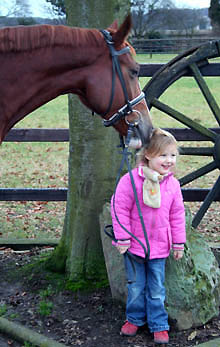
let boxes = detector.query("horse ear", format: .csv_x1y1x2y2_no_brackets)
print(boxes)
108,19,118,31
111,14,132,47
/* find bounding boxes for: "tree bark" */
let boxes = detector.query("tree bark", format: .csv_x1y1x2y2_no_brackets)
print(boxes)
47,0,129,281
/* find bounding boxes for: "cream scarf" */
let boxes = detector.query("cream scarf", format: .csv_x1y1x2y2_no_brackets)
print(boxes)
142,166,164,208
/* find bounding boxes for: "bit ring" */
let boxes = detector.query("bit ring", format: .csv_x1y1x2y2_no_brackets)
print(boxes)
125,110,141,126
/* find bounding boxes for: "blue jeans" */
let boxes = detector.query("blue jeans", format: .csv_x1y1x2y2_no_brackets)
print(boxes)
124,254,169,332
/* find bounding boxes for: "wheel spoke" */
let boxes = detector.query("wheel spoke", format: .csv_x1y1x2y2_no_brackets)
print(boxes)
152,98,217,141
179,161,217,186
192,175,220,228
189,62,220,126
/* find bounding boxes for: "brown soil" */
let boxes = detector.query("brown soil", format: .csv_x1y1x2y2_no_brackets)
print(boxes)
0,248,220,347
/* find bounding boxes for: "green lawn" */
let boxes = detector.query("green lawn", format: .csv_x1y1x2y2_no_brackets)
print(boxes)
0,54,219,242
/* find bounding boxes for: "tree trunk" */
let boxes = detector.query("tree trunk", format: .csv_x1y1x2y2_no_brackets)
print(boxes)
47,0,129,282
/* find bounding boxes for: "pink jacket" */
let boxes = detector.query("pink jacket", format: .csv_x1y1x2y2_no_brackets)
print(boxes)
111,166,186,259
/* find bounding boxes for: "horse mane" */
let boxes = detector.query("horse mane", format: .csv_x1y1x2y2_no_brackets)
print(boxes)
0,24,101,53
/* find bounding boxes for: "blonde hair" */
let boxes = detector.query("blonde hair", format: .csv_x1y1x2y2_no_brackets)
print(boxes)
136,128,178,166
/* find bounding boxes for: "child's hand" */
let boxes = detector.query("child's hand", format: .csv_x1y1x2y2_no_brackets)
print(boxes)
172,244,184,260
173,250,184,260
116,240,131,254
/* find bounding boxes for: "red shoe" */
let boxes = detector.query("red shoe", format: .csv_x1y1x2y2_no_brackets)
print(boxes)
120,321,138,336
154,330,169,344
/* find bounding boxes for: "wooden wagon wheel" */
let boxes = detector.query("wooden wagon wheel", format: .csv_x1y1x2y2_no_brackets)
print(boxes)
143,40,220,228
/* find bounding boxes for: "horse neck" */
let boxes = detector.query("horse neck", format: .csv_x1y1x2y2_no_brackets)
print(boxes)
0,25,104,139
42,26,103,67
22,25,104,91
28,26,104,98
0,24,103,72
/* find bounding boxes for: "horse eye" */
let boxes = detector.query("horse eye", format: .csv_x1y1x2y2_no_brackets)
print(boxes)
130,69,139,78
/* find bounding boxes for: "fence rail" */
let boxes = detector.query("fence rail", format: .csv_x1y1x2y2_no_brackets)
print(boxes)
139,63,220,77
4,128,69,142
131,37,218,54
1,61,220,203
0,187,219,202
4,127,220,143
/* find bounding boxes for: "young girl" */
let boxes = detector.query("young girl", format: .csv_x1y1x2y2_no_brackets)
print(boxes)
111,128,186,345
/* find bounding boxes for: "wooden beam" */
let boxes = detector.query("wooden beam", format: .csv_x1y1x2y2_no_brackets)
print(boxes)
4,128,69,142
0,188,67,201
0,239,59,250
182,188,220,202
4,128,220,142
0,188,219,202
139,63,220,77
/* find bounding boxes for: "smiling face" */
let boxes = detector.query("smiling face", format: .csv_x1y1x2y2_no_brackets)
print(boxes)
145,144,177,175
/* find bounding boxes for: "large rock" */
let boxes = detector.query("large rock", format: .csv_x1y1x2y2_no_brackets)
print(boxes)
99,204,127,301
165,209,220,330
100,203,220,330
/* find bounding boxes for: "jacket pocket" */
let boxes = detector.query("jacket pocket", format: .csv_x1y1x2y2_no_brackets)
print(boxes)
167,226,172,249
155,226,171,254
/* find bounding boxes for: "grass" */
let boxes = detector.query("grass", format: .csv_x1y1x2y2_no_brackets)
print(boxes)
136,53,178,64
0,304,8,317
39,285,55,299
23,343,36,347
37,300,53,317
0,53,219,242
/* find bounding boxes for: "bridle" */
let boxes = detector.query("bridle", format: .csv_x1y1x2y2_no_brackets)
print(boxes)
100,29,151,261
100,29,145,128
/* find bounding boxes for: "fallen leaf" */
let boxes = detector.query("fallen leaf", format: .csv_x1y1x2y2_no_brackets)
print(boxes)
188,330,197,341
211,333,219,336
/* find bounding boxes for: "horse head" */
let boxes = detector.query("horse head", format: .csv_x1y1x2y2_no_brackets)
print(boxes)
78,15,153,149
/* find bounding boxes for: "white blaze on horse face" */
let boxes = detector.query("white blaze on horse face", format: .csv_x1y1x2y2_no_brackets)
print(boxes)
128,137,142,149
137,80,151,119
126,82,152,149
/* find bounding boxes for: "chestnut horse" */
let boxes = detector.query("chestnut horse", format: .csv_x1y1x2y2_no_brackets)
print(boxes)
0,15,152,147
